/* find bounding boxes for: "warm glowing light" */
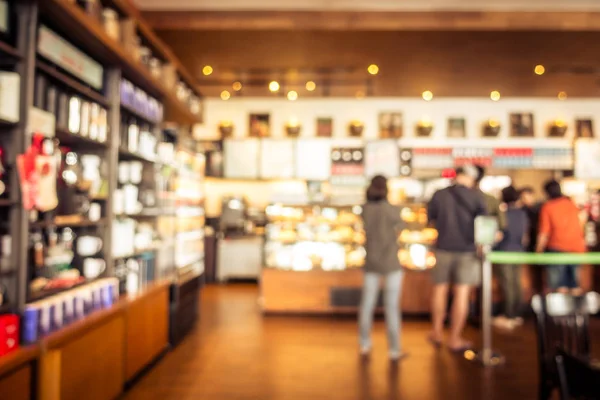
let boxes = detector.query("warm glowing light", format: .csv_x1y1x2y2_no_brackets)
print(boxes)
490,91,501,101
232,82,242,91
422,90,433,101
558,91,568,101
534,65,545,76
287,90,298,101
367,64,379,75
220,90,230,101
202,65,213,76
305,81,316,91
489,119,500,128
555,119,567,128
269,81,280,92
355,90,366,99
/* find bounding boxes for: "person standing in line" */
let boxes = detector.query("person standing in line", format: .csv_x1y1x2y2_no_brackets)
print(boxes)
359,175,406,361
493,186,529,330
427,165,487,352
536,180,586,295
519,187,541,250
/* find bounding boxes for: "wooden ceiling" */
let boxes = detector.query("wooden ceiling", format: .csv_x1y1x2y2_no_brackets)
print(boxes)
150,29,600,98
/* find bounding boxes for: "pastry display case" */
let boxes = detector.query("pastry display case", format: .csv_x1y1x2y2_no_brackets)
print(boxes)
261,202,434,314
264,204,365,272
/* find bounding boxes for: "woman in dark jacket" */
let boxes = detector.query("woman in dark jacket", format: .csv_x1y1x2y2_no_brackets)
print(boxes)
359,175,406,361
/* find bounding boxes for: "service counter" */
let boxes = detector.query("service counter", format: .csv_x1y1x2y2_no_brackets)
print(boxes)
261,268,432,314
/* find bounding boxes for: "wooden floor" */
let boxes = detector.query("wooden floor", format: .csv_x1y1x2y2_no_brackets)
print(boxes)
123,284,598,400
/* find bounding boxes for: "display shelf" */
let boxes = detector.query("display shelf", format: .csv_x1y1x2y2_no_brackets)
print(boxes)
27,278,93,303
30,218,108,229
120,102,161,126
0,117,17,127
0,344,40,377
36,59,110,107
118,147,157,163
55,128,109,149
115,210,161,218
38,0,203,125
113,248,158,260
0,40,22,60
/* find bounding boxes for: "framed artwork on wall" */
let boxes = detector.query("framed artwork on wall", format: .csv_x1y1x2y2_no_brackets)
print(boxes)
316,117,333,137
249,113,270,137
379,112,403,138
576,119,594,138
510,113,534,137
447,117,466,138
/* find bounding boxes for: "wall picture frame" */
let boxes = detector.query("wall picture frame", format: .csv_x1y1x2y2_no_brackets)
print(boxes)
316,117,333,137
447,117,466,138
249,113,270,137
510,113,534,137
379,112,403,138
576,119,594,139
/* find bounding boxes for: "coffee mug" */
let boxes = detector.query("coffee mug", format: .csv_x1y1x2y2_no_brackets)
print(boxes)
88,203,101,222
83,258,106,279
77,236,103,256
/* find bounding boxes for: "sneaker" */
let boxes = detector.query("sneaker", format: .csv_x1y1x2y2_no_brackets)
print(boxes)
389,351,409,362
493,316,515,330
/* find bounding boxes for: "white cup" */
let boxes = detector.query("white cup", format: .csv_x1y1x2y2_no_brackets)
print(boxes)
77,236,103,256
129,162,143,184
89,203,101,222
83,258,106,279
118,162,130,184
113,189,124,215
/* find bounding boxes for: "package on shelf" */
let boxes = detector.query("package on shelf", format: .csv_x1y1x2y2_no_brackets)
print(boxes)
0,72,20,122
22,278,119,344
0,314,19,356
120,79,163,124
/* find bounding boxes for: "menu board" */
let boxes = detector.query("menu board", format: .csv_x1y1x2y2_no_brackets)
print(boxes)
224,139,260,179
532,148,573,170
575,139,600,180
365,140,400,178
330,146,365,187
260,139,295,179
295,139,331,180
411,148,453,169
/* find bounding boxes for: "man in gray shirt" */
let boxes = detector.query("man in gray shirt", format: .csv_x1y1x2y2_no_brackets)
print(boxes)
427,165,486,352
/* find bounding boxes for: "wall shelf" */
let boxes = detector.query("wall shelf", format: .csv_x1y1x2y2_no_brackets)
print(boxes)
36,59,110,107
0,40,22,60
120,102,161,126
30,218,108,229
55,128,110,149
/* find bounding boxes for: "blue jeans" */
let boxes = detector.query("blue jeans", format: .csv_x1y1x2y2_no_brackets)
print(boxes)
358,270,403,354
546,249,580,289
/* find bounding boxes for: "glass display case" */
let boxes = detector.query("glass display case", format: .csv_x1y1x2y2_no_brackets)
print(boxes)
397,203,437,271
264,204,365,272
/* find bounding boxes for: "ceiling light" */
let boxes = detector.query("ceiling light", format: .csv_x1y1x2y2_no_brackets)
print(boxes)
269,81,280,92
490,90,501,101
558,91,567,101
534,65,545,76
422,90,433,101
367,64,379,75
220,90,230,101
202,65,213,76
306,81,316,92
287,90,298,101
232,82,242,91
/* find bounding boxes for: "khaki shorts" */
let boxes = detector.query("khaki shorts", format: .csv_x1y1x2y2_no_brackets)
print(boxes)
432,250,481,285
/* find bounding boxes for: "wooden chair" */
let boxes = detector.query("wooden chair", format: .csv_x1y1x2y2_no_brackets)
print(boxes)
531,292,600,400
555,349,600,399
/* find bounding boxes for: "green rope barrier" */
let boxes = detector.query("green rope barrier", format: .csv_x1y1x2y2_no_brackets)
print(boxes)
488,252,600,265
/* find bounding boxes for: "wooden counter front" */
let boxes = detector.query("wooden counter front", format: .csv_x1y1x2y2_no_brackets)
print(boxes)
36,280,171,400
261,268,432,314
124,280,170,382
0,345,39,400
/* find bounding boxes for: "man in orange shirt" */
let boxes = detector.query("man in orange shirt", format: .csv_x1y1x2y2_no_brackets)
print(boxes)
536,180,586,294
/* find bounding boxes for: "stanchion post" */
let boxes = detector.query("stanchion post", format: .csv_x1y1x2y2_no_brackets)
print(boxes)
466,216,504,367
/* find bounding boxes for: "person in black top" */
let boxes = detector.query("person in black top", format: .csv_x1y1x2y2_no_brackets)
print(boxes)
427,165,487,352
519,186,540,252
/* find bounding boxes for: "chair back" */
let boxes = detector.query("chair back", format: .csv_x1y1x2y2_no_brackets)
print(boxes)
555,349,600,399
531,292,600,400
